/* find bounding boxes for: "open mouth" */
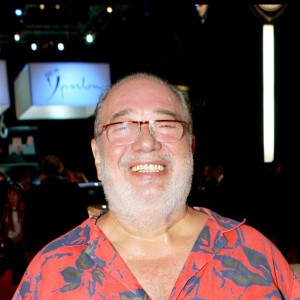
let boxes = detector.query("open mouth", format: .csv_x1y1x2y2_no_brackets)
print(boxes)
131,163,165,173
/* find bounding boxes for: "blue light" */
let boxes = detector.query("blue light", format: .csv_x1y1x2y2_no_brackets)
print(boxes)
15,8,23,17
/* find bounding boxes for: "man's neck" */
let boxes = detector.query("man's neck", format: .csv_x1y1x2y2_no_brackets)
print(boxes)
98,206,187,241
96,206,207,252
96,206,208,300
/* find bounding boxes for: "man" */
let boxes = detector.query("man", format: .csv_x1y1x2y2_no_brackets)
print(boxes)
13,73,300,299
23,155,88,255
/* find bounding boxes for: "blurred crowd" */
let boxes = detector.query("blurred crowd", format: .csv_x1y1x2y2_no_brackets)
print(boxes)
0,155,105,287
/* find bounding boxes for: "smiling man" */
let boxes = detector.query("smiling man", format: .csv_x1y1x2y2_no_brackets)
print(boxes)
13,73,300,299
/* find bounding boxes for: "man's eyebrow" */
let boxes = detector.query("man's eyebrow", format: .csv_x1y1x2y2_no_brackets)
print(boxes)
110,108,180,123
110,109,133,122
154,108,180,120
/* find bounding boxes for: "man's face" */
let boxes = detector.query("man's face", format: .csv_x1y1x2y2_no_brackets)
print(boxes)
91,77,194,222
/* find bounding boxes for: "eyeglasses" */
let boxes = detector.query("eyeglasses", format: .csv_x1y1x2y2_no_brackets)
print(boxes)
99,120,187,145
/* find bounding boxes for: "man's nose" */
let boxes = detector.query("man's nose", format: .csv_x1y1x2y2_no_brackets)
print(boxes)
131,124,162,152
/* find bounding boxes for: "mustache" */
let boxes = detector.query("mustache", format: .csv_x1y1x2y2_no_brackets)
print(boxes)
119,152,174,166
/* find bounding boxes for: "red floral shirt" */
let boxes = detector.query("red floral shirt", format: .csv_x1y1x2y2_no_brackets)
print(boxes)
13,207,300,299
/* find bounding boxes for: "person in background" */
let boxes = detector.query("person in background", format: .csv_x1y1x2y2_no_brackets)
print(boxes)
210,163,233,217
0,168,10,217
7,165,39,262
0,182,27,287
13,73,300,299
188,164,215,208
8,165,38,196
203,164,212,184
25,155,88,254
212,164,224,187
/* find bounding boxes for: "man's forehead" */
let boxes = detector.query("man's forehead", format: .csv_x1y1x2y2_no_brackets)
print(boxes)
101,79,183,119
109,108,180,123
108,77,171,98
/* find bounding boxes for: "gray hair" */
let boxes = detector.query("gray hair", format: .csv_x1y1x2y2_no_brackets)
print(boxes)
93,72,193,141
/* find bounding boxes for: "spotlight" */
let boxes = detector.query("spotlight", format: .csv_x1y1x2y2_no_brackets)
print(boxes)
15,8,23,17
39,4,45,10
106,6,113,13
57,43,64,51
31,43,38,51
14,33,21,42
253,4,286,23
195,4,208,23
86,34,94,43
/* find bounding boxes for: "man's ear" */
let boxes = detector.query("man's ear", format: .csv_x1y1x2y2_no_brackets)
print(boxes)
91,138,102,181
191,135,195,155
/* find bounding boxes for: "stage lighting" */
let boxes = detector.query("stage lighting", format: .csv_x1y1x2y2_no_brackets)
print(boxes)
57,43,64,51
263,25,275,163
14,33,21,42
86,34,94,43
15,8,23,17
31,43,37,51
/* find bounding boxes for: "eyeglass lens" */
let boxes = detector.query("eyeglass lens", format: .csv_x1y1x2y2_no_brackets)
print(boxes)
106,121,184,145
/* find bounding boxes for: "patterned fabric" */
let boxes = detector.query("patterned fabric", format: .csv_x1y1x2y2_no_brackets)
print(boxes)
13,207,300,299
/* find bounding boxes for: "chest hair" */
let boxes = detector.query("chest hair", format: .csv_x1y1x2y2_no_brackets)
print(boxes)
123,248,190,300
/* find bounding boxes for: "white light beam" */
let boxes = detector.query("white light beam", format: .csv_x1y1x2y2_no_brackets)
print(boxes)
263,24,275,163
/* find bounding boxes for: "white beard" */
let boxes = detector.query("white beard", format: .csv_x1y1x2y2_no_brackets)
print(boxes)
99,150,194,231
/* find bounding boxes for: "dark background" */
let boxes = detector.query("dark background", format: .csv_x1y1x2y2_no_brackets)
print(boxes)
0,3,299,248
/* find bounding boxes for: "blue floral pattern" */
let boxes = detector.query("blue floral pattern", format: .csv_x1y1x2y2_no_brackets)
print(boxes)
13,208,300,299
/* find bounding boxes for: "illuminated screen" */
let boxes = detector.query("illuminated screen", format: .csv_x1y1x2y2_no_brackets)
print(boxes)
14,62,111,120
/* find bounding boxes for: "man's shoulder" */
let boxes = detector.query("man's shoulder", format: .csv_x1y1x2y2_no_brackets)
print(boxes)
202,208,285,266
199,207,270,246
19,214,107,281
197,207,244,232
35,215,97,259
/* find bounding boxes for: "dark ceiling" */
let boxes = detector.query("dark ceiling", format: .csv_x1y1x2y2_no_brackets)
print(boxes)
0,3,275,83
0,3,299,179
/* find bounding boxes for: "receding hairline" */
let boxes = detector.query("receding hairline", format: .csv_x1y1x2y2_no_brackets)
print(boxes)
108,72,174,92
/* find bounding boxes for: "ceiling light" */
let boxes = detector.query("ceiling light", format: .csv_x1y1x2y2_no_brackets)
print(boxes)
15,9,23,17
258,4,283,12
14,33,21,42
39,4,45,10
31,43,37,51
107,6,113,13
195,4,208,23
86,34,94,43
57,43,64,51
253,4,286,23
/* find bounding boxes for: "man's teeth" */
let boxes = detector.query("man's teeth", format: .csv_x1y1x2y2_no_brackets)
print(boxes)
132,164,165,173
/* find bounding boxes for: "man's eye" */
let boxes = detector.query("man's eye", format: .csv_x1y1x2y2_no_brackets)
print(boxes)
157,122,176,129
113,124,128,131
